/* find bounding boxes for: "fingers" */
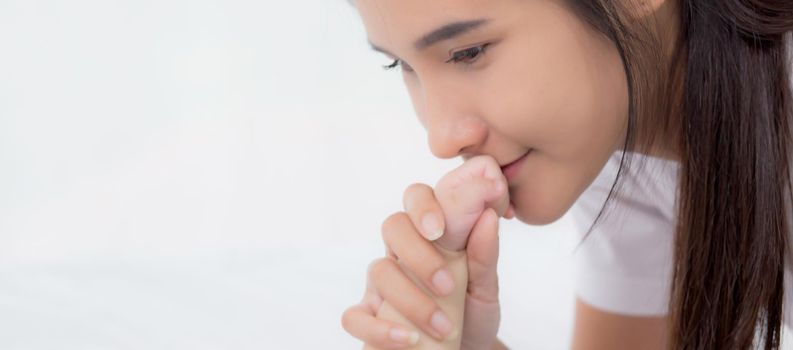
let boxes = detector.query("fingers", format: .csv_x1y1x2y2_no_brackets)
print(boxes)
341,293,421,348
439,155,505,188
368,256,456,341
434,157,511,220
448,176,506,209
402,183,445,241
381,212,455,297
505,202,515,220
428,175,505,251
465,208,501,304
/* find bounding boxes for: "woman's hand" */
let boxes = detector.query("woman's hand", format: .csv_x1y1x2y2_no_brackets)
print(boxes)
341,156,510,349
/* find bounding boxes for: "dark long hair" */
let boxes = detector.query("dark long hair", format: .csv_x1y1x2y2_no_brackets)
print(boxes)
568,0,793,348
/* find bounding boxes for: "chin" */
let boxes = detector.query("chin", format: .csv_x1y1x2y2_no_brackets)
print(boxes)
512,199,570,226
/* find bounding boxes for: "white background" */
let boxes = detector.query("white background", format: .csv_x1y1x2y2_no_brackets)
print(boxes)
0,1,580,349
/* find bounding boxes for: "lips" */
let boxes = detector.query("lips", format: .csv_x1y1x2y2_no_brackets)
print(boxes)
500,149,531,181
500,150,531,170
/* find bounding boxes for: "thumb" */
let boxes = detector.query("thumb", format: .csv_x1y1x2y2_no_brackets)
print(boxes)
465,208,500,303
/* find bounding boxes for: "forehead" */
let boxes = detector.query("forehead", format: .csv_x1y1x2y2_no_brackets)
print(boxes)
355,0,511,53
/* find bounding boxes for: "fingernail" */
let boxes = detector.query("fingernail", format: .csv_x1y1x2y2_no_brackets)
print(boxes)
430,310,454,340
389,327,420,345
422,214,443,241
432,268,455,296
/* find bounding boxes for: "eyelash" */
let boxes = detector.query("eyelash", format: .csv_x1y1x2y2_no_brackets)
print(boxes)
382,43,491,72
445,43,491,65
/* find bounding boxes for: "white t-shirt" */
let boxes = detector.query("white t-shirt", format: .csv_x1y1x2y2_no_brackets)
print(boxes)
568,149,793,332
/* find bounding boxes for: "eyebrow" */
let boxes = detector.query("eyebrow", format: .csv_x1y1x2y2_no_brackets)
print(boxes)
369,18,491,56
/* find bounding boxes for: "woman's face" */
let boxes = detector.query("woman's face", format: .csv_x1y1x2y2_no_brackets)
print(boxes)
355,0,629,225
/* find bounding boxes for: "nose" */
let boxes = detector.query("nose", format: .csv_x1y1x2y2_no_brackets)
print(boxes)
419,82,488,160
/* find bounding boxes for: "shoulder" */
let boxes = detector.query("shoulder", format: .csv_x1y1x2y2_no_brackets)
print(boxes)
571,150,680,226
569,150,680,316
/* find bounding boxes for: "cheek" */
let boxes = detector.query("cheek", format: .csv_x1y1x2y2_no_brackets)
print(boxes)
477,56,545,146
478,5,628,226
508,153,591,225
491,49,625,224
484,10,628,160
478,40,601,154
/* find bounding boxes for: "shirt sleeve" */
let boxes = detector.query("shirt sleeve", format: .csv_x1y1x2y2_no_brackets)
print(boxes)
568,151,679,316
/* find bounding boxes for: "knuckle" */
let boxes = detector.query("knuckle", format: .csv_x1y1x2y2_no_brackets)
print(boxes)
340,308,354,333
404,182,430,198
366,258,381,276
403,182,432,210
381,212,408,240
367,257,396,281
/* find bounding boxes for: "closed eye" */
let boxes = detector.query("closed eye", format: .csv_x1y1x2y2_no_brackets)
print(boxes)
382,60,399,70
445,43,491,65
382,59,414,72
380,43,491,72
